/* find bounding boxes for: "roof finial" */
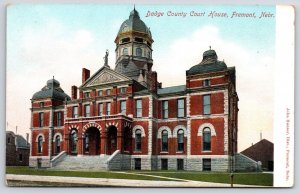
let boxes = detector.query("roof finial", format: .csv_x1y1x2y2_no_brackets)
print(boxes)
103,49,110,68
53,75,54,80
209,46,211,50
134,4,135,11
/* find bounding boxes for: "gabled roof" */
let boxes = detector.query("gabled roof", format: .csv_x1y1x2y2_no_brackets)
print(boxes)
80,66,132,89
15,135,30,149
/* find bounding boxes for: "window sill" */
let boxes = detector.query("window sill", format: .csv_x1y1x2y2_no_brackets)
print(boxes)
176,151,184,154
160,151,169,154
202,151,212,153
133,151,142,153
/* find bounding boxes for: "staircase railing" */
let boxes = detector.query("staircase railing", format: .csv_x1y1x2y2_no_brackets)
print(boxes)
50,151,67,167
106,150,121,170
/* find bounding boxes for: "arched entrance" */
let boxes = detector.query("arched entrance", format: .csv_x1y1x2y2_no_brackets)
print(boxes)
106,126,117,155
70,129,78,155
84,127,100,155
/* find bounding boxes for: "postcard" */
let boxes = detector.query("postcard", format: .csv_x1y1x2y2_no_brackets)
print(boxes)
5,4,294,188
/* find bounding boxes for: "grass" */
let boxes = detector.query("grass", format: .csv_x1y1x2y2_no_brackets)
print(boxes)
6,167,273,186
6,166,170,181
130,171,273,186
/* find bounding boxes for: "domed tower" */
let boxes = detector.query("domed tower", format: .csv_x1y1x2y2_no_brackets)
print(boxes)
114,8,154,87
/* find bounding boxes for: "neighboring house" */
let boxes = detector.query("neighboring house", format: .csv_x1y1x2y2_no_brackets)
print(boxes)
29,8,239,171
6,131,30,166
241,139,274,171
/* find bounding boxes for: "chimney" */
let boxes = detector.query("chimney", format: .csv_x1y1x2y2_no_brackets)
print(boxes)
71,85,78,100
82,68,90,84
158,82,162,89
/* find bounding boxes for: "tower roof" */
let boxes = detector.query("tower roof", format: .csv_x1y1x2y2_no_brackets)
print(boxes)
186,49,227,76
32,78,70,101
117,8,152,37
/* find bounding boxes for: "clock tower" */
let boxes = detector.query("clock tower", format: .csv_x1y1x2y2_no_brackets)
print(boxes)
114,8,155,88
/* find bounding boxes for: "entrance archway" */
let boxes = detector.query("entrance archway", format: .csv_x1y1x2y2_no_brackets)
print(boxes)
106,126,117,155
84,127,100,155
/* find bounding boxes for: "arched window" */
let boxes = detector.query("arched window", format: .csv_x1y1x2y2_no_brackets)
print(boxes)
136,48,142,56
177,129,184,152
203,127,211,151
135,129,141,151
162,130,168,152
55,135,61,154
38,136,43,153
70,130,78,153
84,133,89,152
123,48,128,55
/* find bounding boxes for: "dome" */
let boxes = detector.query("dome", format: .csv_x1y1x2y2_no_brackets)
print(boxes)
186,49,227,76
117,8,152,37
32,78,71,101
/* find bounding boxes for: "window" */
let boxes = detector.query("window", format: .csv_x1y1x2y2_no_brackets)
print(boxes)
84,133,89,152
177,99,185,118
134,37,143,43
134,158,141,170
123,48,128,55
203,79,211,87
136,99,142,118
136,48,142,56
120,87,126,94
161,130,168,152
121,37,130,43
203,127,211,151
70,130,77,153
203,95,211,115
162,101,168,119
120,101,126,115
38,112,44,127
98,90,103,96
38,136,43,153
203,158,211,171
98,103,103,116
106,102,111,115
72,106,78,118
135,129,142,151
161,159,168,170
177,129,184,152
19,154,23,162
84,105,90,117
56,112,62,127
177,159,184,170
55,135,61,154
106,89,111,95
40,102,44,108
7,137,11,144
84,92,90,98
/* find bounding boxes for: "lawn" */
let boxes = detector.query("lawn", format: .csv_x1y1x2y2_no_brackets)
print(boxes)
6,166,170,181
130,171,273,186
6,167,273,186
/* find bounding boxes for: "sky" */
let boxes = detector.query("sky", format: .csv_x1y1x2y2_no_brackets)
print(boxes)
6,4,275,151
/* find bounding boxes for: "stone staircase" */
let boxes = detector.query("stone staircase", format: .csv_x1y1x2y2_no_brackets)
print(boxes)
234,153,261,172
51,155,109,171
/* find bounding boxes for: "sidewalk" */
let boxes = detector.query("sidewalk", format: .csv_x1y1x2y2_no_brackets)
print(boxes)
6,174,264,187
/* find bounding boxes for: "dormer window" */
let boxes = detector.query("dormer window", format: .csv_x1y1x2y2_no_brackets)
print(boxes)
203,79,211,87
98,90,103,96
40,102,44,108
134,37,143,43
121,37,130,43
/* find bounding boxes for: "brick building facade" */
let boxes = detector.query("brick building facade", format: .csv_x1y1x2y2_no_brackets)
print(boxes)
6,131,30,166
29,8,239,171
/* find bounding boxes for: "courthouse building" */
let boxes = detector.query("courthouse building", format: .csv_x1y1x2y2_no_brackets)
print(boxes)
29,8,239,171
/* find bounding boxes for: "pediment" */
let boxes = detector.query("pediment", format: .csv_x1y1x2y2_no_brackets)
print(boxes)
82,67,131,88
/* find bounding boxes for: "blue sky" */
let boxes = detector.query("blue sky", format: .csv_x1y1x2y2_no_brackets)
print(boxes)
6,4,275,151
